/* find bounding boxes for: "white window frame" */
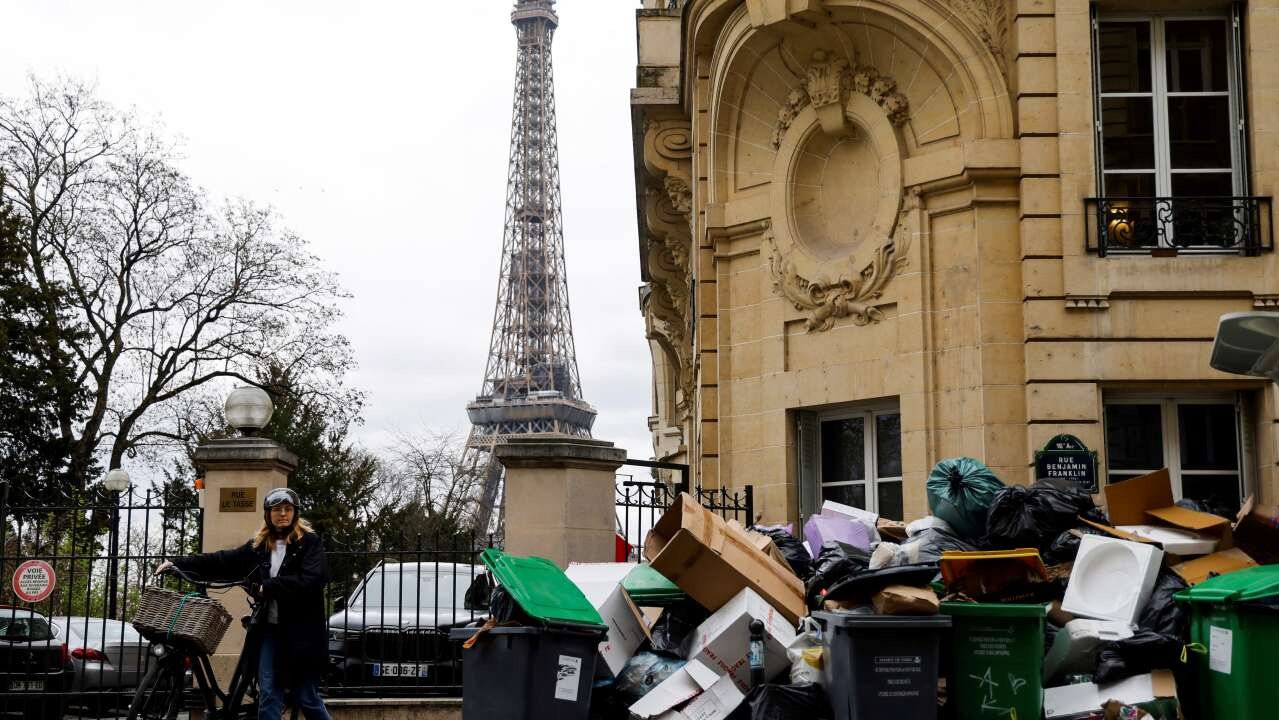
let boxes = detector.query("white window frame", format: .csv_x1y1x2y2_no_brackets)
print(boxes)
812,403,902,516
1102,393,1250,503
1095,12,1246,248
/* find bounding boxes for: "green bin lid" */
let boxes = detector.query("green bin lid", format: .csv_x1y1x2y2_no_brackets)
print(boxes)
480,548,605,628
621,564,686,605
940,601,1048,618
1175,564,1279,604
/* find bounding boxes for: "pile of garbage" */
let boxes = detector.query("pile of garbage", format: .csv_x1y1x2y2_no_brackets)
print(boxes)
456,458,1279,720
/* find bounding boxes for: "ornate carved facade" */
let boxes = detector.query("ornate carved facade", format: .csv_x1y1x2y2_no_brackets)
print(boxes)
634,0,1279,520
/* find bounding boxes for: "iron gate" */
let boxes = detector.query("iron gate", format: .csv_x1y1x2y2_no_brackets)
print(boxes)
0,482,203,718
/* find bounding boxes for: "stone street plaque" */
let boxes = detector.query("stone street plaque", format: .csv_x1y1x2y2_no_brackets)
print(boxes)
1034,434,1098,493
219,487,257,512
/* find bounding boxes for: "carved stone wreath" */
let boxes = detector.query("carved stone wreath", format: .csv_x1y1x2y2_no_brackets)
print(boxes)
767,190,917,333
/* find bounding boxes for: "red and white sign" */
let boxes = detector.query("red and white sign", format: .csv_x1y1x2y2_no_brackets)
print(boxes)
12,560,56,603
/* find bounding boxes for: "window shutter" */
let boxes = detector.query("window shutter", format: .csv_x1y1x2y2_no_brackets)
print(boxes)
1089,4,1105,197
1232,2,1252,194
797,411,819,521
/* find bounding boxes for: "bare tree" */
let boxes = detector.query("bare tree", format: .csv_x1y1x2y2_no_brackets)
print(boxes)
0,76,352,483
377,431,485,541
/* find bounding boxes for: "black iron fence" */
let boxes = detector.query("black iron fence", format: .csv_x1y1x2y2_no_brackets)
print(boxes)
615,459,755,561
0,483,202,719
320,532,499,698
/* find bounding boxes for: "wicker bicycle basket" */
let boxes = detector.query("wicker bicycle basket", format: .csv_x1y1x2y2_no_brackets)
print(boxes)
132,586,233,654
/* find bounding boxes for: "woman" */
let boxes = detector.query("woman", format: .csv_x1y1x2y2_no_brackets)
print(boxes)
155,487,331,720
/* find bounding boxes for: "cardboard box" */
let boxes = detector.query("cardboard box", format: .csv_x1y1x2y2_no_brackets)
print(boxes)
726,519,792,574
1104,469,1233,548
652,673,746,720
1044,670,1178,719
644,494,805,624
871,584,939,615
564,563,650,677
1170,547,1258,586
683,587,796,694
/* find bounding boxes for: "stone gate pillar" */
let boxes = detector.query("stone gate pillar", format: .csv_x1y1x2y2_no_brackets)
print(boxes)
495,436,627,568
193,437,297,685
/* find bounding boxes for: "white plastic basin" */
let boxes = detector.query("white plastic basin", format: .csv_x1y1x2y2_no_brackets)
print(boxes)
1061,535,1163,626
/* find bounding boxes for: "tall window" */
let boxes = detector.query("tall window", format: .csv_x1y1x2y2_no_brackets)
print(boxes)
798,405,902,520
1103,395,1247,516
1092,11,1254,251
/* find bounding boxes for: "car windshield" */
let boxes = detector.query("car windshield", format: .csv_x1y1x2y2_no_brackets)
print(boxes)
354,568,476,609
0,616,53,641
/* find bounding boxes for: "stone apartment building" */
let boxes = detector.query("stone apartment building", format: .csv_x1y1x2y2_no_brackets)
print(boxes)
631,0,1279,523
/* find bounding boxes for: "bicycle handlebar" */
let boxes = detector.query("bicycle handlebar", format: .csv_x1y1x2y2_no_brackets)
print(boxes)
162,564,262,597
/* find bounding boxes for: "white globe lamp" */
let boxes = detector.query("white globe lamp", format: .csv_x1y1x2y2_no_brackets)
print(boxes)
225,386,274,436
103,467,130,493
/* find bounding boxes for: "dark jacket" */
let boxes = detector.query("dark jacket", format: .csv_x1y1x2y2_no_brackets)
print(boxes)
174,530,329,683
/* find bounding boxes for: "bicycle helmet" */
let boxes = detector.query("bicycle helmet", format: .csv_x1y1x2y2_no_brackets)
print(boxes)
263,487,301,520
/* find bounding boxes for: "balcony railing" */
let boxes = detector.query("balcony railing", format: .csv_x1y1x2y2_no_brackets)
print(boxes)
1083,196,1273,257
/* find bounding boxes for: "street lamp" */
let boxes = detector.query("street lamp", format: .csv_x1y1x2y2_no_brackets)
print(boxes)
103,467,129,620
224,386,274,436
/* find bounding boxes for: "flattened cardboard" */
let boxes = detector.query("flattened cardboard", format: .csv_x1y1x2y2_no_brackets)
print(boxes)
1044,670,1177,719
1171,548,1258,586
629,667,702,719
940,549,1049,599
653,672,746,720
1104,469,1233,547
645,494,805,624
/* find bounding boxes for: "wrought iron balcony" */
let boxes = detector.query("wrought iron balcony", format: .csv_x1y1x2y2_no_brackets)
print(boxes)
1083,196,1273,257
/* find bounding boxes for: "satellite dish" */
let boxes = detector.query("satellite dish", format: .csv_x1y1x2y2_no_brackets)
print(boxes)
1210,311,1279,380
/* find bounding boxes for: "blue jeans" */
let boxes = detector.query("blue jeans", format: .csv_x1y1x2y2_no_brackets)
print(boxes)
258,628,331,720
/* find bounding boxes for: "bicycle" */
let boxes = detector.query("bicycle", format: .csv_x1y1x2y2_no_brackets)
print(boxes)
127,565,300,720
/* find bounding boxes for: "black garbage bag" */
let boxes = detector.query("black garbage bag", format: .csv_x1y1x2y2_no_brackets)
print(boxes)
488,584,535,625
648,600,710,656
897,526,979,565
926,457,1005,539
590,683,631,720
1175,496,1237,520
615,652,688,704
1094,630,1185,684
752,526,813,580
746,683,832,720
985,482,1100,550
1041,526,1104,565
806,541,870,609
1138,569,1190,638
464,572,492,611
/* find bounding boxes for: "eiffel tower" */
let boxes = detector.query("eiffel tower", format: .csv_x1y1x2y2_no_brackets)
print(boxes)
464,0,596,533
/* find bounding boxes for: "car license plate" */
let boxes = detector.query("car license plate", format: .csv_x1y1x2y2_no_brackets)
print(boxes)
8,680,44,692
371,662,428,678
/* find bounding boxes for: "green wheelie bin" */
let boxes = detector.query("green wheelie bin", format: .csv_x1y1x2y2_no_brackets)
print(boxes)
1175,564,1279,719
941,602,1047,720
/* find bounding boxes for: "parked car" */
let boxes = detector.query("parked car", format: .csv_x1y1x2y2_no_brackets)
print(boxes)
327,562,487,693
51,616,150,712
0,607,71,719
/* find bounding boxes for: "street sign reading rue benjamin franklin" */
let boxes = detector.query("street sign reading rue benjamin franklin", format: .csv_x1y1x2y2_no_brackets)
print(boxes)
1035,434,1099,493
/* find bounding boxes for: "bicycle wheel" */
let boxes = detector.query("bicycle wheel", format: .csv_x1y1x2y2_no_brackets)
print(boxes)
127,655,184,720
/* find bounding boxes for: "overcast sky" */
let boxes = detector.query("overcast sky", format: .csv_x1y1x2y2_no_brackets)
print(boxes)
0,1,656,463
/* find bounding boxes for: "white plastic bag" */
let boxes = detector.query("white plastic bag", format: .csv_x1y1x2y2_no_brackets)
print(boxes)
787,617,824,686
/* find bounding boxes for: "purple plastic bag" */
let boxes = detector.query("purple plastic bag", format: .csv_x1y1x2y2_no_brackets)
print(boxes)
803,514,871,553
